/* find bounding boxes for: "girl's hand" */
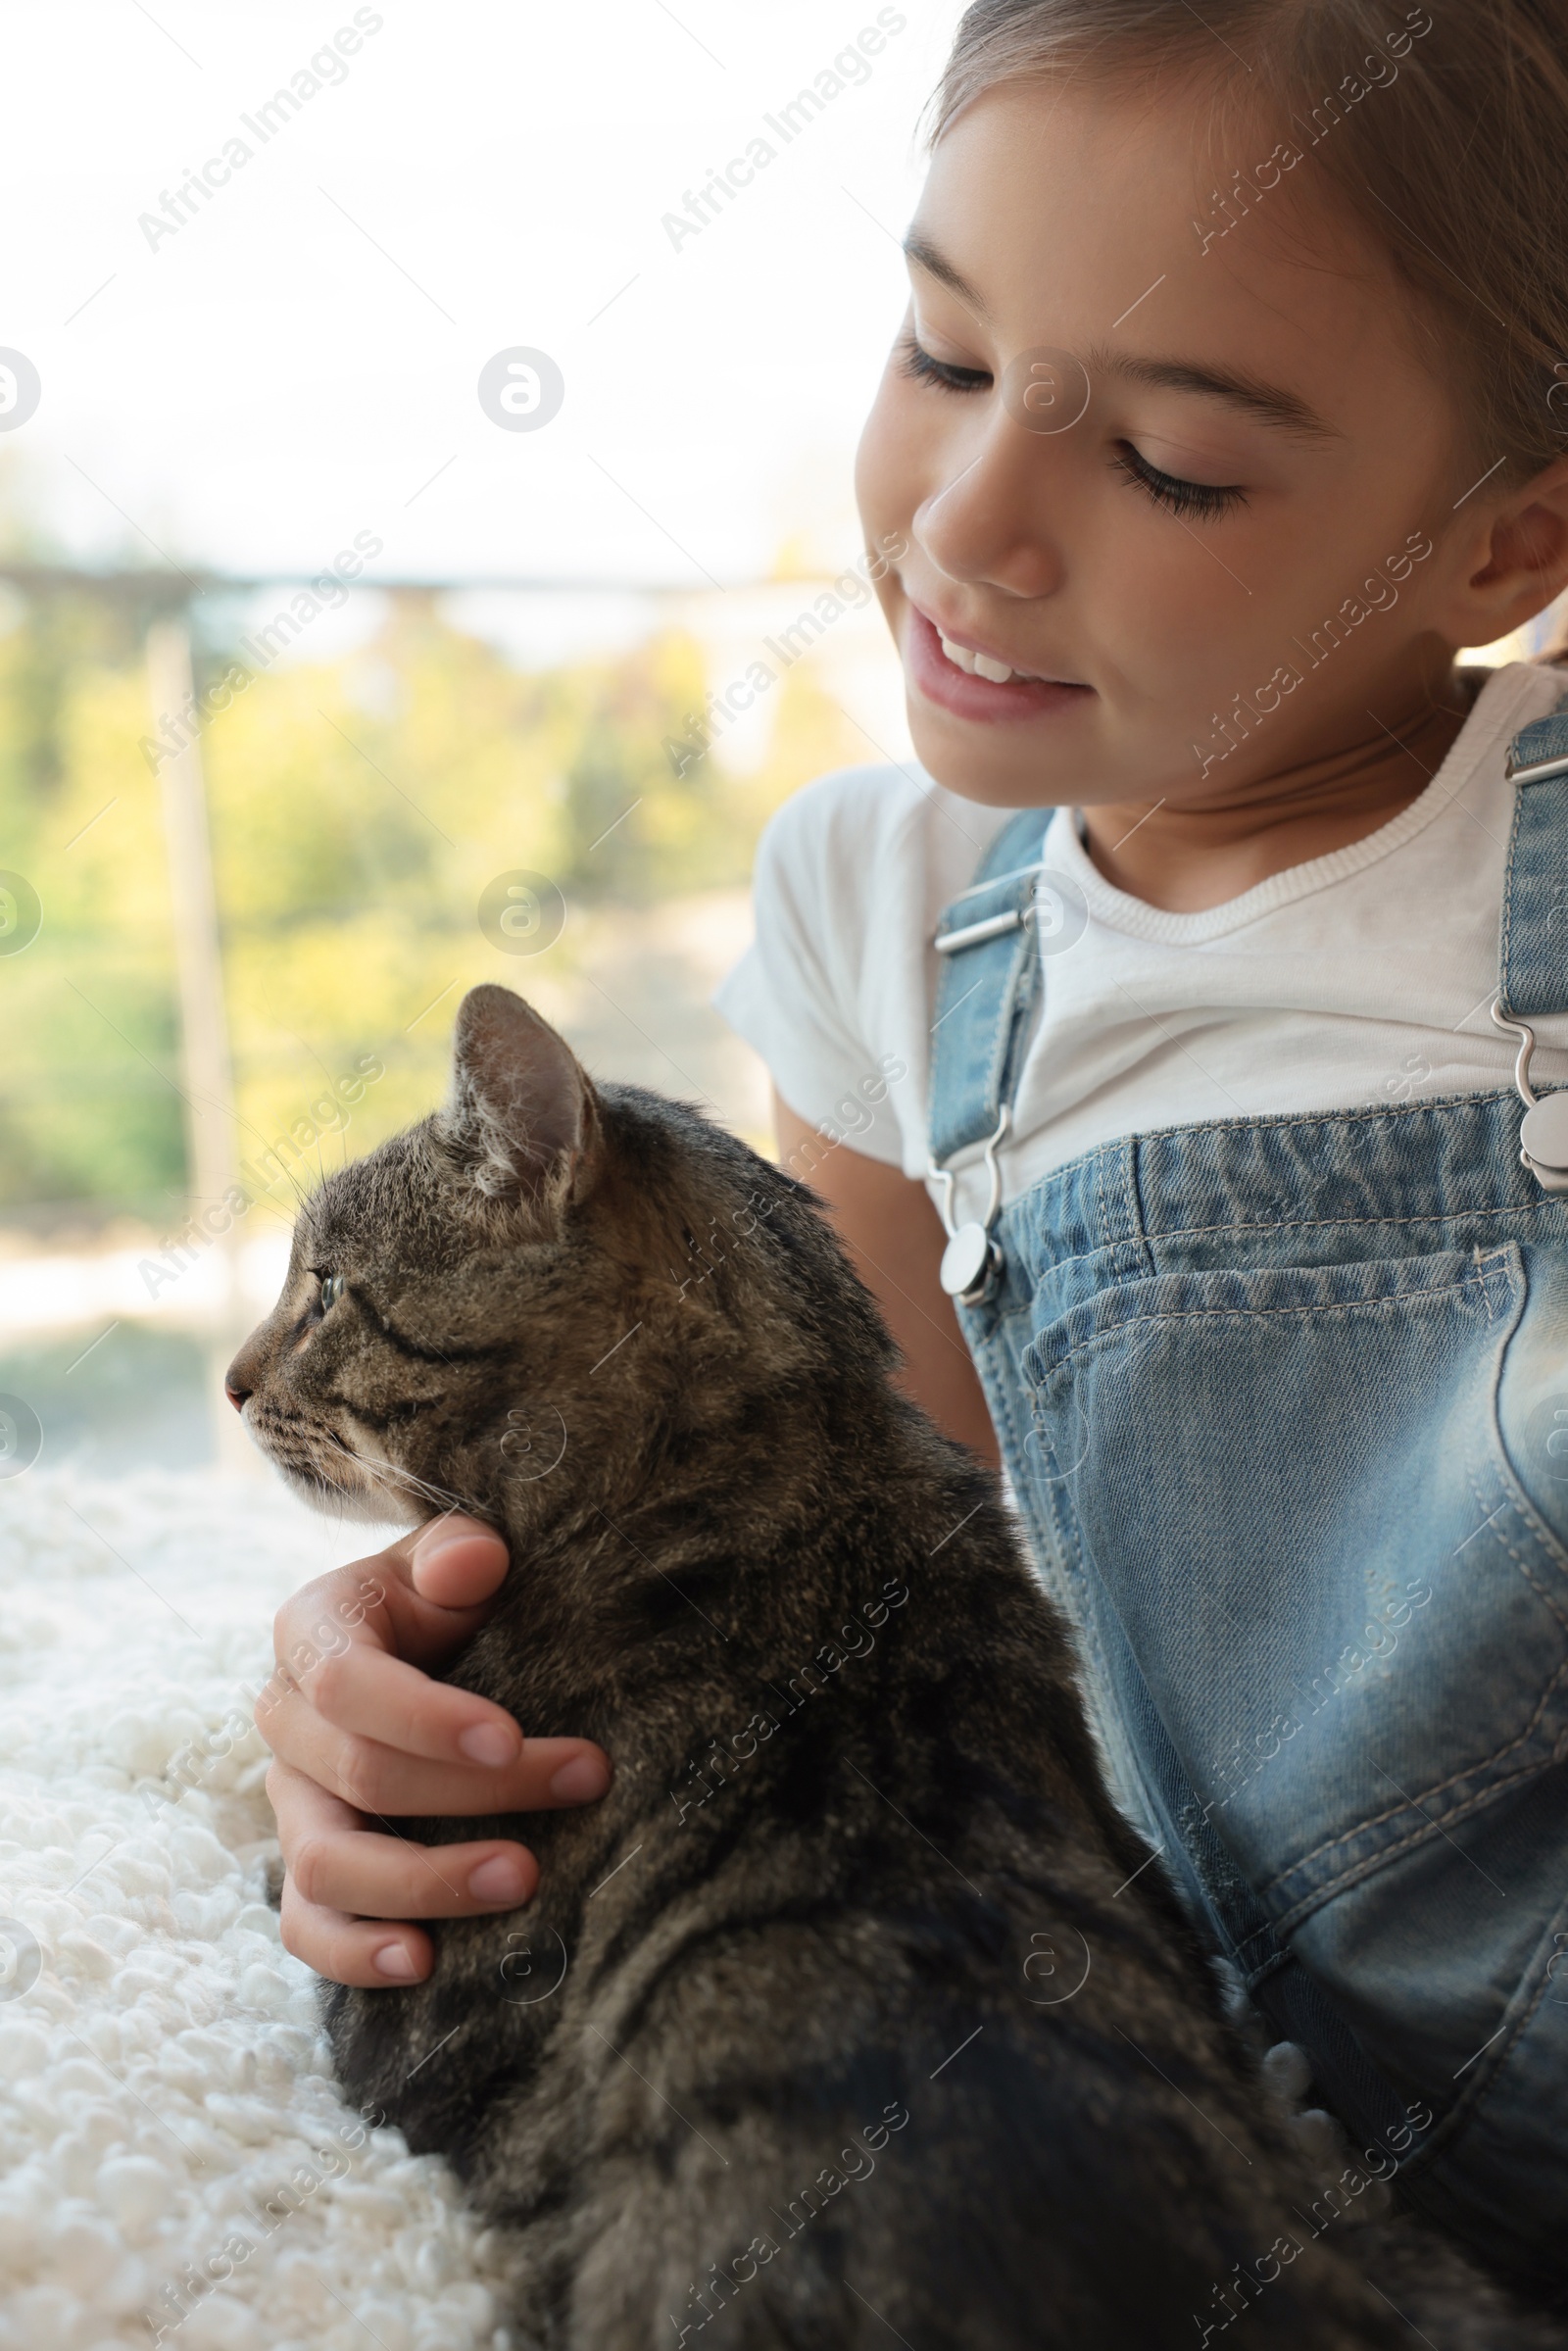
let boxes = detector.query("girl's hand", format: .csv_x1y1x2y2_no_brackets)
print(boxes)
256,1516,612,1986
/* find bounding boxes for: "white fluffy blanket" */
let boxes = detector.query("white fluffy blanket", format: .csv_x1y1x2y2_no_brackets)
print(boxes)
0,1467,518,2351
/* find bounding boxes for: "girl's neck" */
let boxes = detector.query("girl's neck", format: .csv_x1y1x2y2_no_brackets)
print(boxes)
1080,670,1477,914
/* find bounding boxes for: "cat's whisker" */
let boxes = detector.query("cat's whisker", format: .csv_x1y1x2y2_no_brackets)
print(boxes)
227,1099,318,1201
337,1438,488,1524
372,1457,469,1512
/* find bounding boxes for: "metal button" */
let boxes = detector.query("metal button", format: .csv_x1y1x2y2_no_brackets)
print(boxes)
1521,1092,1568,1173
940,1221,995,1299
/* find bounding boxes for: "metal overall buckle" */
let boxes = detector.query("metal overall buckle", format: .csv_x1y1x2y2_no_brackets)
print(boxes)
930,1105,1010,1303
1491,999,1568,1191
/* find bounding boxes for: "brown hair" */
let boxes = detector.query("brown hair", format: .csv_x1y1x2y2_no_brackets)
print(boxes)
925,0,1568,485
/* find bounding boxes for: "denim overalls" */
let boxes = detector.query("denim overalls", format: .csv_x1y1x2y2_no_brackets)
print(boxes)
926,706,1568,2291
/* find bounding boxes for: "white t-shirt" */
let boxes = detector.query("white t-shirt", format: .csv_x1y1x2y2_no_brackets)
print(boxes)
714,660,1568,1221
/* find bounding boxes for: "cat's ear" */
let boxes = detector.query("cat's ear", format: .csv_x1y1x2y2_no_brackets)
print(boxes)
437,985,599,1203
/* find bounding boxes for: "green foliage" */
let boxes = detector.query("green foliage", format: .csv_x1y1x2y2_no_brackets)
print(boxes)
0,585,864,1214
1,615,184,1210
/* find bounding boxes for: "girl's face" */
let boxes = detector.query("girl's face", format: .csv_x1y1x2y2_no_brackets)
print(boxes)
856,76,1478,810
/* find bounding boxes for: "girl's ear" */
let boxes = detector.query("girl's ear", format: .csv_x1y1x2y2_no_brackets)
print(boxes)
438,984,601,1202
1455,456,1568,643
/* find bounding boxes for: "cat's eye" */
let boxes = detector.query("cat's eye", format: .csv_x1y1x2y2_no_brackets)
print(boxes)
319,1274,345,1311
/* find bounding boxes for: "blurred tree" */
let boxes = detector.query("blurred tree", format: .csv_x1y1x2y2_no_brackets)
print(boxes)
0,577,867,1217
0,603,184,1210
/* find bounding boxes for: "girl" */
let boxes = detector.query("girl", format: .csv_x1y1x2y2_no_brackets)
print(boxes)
262,0,1568,2296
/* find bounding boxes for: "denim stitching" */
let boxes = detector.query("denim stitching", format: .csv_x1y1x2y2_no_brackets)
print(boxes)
1267,1691,1568,1931
1434,1894,1568,2149
1266,1644,1568,1897
990,1308,1042,1502
1125,1136,1156,1284
1045,1475,1176,1866
1466,1452,1568,1630
1250,1397,1568,1897
1150,1198,1547,1248
1109,1141,1147,1282
1034,1273,1488,1386
1499,769,1524,1011
1112,1090,1515,1145
1011,1199,1555,1291
1277,1662,1568,1901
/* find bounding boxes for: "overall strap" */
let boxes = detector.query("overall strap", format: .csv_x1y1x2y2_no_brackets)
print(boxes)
1497,691,1568,1018
929,808,1053,1167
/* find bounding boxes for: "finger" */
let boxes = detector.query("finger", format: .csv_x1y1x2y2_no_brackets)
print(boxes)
269,1636,550,1773
262,1691,612,1819
406,1515,512,1609
270,1560,401,1693
269,1763,434,1986
270,1518,510,1695
271,1762,539,1920
278,1873,436,1987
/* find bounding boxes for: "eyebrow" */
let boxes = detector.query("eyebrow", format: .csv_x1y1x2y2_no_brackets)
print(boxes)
903,232,992,322
903,233,1338,441
1082,343,1340,440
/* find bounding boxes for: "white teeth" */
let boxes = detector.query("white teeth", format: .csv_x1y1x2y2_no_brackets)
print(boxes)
939,631,1019,684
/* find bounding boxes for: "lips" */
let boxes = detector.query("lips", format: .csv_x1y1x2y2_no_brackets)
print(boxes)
904,603,1093,726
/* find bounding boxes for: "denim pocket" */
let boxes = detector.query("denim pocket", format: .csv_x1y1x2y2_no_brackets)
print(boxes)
1019,1242,1568,1925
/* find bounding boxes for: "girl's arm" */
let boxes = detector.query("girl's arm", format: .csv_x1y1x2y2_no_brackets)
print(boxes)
773,1087,1001,1467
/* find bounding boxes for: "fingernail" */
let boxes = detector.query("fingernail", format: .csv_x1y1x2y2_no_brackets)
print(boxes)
414,1529,466,1565
467,1855,529,1903
550,1754,611,1804
371,1942,419,1982
458,1722,517,1767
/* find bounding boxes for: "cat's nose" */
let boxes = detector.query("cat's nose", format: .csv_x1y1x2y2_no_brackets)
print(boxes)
224,1339,258,1413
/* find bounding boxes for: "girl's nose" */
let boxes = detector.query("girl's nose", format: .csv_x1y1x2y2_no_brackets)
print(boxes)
914,419,1066,602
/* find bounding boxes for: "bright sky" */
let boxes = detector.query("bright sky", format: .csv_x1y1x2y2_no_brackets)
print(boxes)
1,0,965,613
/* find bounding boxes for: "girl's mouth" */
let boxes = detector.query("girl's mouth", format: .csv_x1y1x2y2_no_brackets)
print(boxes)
905,603,1094,725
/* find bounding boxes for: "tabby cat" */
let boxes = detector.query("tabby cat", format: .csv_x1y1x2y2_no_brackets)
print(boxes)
229,984,1562,2350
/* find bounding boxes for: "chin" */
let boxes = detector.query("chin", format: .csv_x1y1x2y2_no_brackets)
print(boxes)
287,1471,416,1529
905,708,1068,808
248,1429,417,1529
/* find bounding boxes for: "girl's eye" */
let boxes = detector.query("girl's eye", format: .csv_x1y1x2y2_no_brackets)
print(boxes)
319,1275,345,1311
897,329,991,395
1112,441,1248,523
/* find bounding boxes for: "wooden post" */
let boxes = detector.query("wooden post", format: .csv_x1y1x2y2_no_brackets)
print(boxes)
146,615,253,1470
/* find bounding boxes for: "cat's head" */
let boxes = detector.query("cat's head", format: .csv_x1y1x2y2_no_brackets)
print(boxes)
226,984,891,1532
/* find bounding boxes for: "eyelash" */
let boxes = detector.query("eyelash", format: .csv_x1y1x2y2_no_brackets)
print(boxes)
897,329,991,395
896,330,1249,524
1110,442,1247,523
